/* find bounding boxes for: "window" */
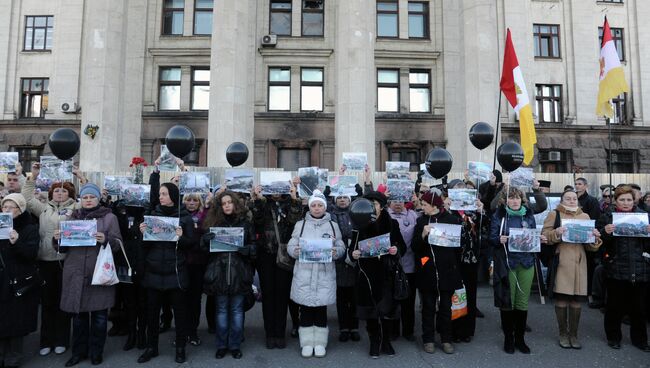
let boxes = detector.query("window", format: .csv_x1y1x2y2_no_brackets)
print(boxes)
377,69,399,112
302,0,324,36
159,67,181,110
270,0,292,36
538,150,569,173
599,27,624,61
301,68,323,111
268,67,291,111
533,24,560,58
409,70,430,113
598,0,623,3
535,84,562,123
611,93,627,124
191,68,210,110
606,150,636,173
408,2,428,39
10,145,43,171
20,78,49,118
24,16,54,51
278,148,311,171
193,0,213,35
162,0,184,35
377,1,398,38
182,141,202,165
388,147,420,172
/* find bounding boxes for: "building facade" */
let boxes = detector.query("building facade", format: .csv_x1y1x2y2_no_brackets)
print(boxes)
0,0,649,173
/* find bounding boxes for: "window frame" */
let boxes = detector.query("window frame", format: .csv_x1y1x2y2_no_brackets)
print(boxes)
162,0,185,36
10,145,44,171
537,149,570,173
533,24,561,59
158,67,182,111
606,149,637,173
598,26,625,61
23,15,54,51
387,146,421,172
20,77,49,118
301,0,324,37
377,68,400,112
193,0,213,36
597,0,623,3
376,0,399,39
269,0,292,36
611,93,627,125
190,67,210,111
407,2,429,39
408,69,431,113
268,67,292,112
535,84,563,124
300,67,324,112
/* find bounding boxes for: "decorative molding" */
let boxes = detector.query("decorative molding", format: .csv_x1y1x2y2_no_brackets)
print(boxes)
257,48,334,58
374,49,441,60
148,48,211,57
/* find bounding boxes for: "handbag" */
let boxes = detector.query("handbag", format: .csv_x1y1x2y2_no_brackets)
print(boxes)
0,251,43,298
91,243,120,286
273,210,295,272
115,239,133,284
392,261,410,301
451,285,468,320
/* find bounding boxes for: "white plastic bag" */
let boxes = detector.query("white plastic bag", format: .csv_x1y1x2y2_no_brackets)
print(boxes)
91,243,119,286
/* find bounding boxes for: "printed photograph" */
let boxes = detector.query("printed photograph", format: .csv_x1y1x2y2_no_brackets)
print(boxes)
387,179,414,202
0,152,19,173
449,189,478,211
60,220,97,247
159,145,178,172
318,169,329,190
530,194,561,229
103,176,134,196
180,171,211,195
342,152,367,171
428,223,462,248
0,213,12,240
120,184,151,207
260,171,292,195
298,167,319,198
209,227,245,252
358,233,391,258
386,161,411,180
509,167,534,188
613,213,650,238
467,161,491,183
224,168,254,193
327,175,358,197
561,219,596,244
298,238,333,263
508,228,541,253
37,156,73,190
143,216,179,242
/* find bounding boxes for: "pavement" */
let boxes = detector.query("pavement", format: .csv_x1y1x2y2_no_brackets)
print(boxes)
20,285,650,368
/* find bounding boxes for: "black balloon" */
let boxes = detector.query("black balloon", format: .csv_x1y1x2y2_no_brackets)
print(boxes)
165,125,195,158
496,141,524,172
48,128,80,161
349,198,375,228
424,148,453,179
469,122,494,150
226,142,249,167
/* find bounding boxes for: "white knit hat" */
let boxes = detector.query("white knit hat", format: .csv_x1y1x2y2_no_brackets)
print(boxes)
308,189,327,207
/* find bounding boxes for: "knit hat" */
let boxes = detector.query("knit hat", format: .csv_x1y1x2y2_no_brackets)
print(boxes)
79,183,101,199
420,190,444,209
309,189,327,207
161,182,180,206
448,179,464,189
2,193,26,213
364,191,387,207
492,170,503,183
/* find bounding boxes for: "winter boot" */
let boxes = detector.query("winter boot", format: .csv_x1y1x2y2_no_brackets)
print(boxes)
380,319,395,356
500,310,515,354
514,310,531,354
555,306,571,348
313,327,329,358
299,327,315,358
568,307,582,349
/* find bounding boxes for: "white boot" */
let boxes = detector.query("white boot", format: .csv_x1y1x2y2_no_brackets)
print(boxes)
313,327,329,358
299,326,315,358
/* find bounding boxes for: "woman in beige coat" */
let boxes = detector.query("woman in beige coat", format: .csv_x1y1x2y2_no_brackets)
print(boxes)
542,190,601,349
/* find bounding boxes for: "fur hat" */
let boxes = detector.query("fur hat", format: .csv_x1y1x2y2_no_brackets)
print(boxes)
364,191,387,207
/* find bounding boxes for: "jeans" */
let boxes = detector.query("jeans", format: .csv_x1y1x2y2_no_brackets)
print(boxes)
215,294,245,350
72,310,108,358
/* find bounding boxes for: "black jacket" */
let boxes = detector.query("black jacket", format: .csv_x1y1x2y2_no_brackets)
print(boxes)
251,197,303,255
578,192,602,220
141,204,194,290
596,208,650,283
412,210,463,292
201,214,256,296
329,204,356,287
112,201,146,279
0,211,40,338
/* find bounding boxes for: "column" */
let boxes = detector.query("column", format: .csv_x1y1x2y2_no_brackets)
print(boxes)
208,0,256,167
334,0,376,169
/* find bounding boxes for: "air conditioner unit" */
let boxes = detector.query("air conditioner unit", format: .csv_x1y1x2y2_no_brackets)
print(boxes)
548,151,562,161
61,102,80,113
261,34,277,47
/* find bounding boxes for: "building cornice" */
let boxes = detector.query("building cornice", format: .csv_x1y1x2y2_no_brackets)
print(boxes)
500,123,650,133
148,48,211,57
257,48,334,58
374,49,441,60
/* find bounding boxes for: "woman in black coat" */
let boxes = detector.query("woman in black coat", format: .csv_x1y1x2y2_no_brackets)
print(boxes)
349,191,406,358
137,180,194,364
0,194,40,368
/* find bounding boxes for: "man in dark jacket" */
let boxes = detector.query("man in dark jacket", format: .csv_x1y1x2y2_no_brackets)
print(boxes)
575,177,602,300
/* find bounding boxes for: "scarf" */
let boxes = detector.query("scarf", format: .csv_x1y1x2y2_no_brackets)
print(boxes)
561,204,579,213
505,206,527,217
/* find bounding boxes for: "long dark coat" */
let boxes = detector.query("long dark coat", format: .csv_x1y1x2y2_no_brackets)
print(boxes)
59,207,122,313
0,211,40,338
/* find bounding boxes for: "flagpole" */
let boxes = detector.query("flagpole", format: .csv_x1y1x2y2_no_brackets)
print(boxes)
607,116,612,193
493,92,502,171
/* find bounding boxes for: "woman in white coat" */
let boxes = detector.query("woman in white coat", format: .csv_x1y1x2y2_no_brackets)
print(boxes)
288,190,345,358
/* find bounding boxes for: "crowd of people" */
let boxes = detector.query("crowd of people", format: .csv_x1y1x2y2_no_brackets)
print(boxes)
0,160,649,368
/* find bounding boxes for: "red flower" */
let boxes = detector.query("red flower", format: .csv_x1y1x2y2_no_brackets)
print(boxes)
129,157,148,167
